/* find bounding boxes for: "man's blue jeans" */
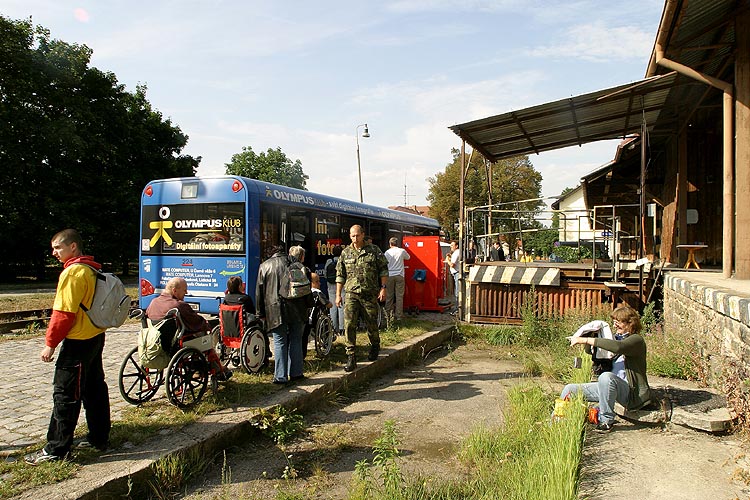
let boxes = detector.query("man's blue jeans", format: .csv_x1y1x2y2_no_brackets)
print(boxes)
269,319,304,383
560,372,629,424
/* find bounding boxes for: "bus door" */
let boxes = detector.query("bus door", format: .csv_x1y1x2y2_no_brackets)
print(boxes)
313,212,342,276
368,221,387,251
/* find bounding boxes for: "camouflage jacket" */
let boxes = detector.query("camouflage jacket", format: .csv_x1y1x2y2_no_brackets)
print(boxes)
336,243,388,296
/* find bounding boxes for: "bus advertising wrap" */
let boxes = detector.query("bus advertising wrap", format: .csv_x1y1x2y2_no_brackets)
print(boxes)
141,203,246,255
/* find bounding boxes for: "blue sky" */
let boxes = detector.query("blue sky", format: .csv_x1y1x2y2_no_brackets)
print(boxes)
2,1,664,209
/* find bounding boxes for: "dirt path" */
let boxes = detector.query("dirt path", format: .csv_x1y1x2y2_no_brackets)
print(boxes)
179,343,750,500
580,416,749,500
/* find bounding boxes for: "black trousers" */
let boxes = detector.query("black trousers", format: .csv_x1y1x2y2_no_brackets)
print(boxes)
46,334,111,456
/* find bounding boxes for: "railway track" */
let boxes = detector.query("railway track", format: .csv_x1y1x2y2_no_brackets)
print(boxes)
0,309,51,334
0,300,139,334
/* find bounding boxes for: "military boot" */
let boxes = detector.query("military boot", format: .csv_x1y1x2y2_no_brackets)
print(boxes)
344,354,357,372
368,343,380,361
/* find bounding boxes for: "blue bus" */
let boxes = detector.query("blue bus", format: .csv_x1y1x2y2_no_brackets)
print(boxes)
139,176,441,315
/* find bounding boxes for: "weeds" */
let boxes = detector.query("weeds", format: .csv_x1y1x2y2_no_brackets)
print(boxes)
640,301,700,380
352,419,404,499
252,407,305,445
148,448,212,500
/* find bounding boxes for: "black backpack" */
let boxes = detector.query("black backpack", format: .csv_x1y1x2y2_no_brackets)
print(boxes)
325,259,337,283
591,347,622,376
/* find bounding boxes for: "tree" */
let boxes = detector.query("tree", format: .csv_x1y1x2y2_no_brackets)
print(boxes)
0,16,199,279
225,146,308,190
427,149,543,239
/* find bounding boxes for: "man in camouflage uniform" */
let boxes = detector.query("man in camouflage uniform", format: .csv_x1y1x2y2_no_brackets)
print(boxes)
335,224,388,372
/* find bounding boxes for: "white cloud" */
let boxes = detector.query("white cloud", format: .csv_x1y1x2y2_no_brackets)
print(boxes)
527,21,654,62
351,70,546,125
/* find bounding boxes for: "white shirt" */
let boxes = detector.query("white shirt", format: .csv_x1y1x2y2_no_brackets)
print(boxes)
385,247,410,277
449,248,460,274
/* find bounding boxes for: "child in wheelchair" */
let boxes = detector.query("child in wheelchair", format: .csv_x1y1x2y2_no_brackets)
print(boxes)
303,273,333,357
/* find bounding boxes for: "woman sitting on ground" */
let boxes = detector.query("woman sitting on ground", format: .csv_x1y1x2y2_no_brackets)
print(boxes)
560,304,652,433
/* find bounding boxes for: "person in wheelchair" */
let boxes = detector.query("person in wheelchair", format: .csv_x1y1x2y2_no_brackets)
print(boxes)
304,272,332,357
146,277,232,381
223,276,255,320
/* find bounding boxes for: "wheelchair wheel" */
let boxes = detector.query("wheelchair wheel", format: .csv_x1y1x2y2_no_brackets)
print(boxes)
240,327,268,374
211,325,229,368
314,315,335,357
118,347,163,405
357,303,386,331
376,303,385,329
165,347,209,409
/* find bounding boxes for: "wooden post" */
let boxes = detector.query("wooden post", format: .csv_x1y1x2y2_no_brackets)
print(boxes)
735,11,749,278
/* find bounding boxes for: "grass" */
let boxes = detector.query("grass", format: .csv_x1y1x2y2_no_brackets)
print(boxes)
348,382,590,500
0,455,80,499
640,302,700,380
343,307,601,500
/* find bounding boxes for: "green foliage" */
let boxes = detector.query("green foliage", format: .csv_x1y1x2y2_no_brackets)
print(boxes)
0,15,199,280
642,303,699,380
225,146,308,189
522,228,560,258
352,419,404,499
477,301,613,381
427,149,543,238
548,244,598,263
360,385,585,500
252,407,305,445
0,455,78,499
486,325,520,346
148,448,211,500
459,385,583,500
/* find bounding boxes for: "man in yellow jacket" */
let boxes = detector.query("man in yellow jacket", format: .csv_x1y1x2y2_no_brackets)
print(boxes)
25,229,111,465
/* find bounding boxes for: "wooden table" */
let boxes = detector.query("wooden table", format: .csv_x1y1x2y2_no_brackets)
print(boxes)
677,244,708,269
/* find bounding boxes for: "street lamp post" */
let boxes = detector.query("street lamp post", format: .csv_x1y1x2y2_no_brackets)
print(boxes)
356,123,370,203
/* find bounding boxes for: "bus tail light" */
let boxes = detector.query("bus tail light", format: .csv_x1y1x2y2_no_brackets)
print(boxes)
140,279,155,297
232,180,243,193
144,185,153,197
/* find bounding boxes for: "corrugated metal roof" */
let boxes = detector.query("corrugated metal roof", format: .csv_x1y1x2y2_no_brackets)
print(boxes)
449,73,679,163
647,0,737,80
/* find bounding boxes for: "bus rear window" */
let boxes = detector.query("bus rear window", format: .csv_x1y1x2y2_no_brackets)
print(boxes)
141,202,245,255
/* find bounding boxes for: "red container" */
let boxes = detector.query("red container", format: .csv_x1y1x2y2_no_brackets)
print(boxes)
402,235,450,312
587,406,600,424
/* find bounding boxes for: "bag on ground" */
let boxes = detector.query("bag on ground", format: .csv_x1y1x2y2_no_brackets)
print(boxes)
77,264,130,329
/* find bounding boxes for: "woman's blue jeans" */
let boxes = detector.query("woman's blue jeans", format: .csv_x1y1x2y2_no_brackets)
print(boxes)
560,372,630,424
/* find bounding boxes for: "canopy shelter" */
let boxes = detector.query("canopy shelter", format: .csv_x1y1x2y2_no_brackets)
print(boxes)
449,72,679,163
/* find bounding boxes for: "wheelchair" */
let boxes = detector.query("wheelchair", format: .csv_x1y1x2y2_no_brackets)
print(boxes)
211,303,269,374
118,308,228,409
356,302,386,331
309,301,335,357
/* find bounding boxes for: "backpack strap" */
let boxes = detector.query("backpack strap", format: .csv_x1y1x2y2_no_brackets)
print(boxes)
73,263,100,312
